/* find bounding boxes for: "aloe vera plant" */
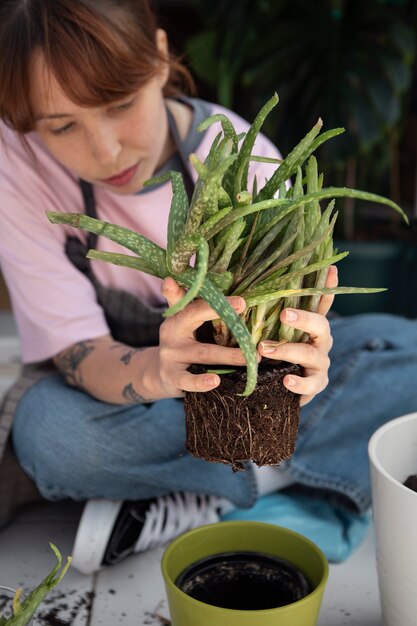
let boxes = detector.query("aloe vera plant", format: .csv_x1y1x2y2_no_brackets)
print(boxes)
0,544,71,626
47,93,407,397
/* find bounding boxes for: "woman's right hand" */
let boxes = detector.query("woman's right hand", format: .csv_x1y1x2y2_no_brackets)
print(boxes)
146,277,250,399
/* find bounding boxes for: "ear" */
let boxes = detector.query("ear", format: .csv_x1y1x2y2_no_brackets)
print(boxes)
155,28,169,88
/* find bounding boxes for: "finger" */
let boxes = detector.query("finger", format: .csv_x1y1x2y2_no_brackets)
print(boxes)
168,295,246,336
317,265,338,317
278,308,332,348
283,371,328,400
259,339,330,371
176,370,221,393
161,277,186,308
181,342,261,367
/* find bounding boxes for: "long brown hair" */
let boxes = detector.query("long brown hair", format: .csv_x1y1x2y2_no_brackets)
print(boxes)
0,0,195,133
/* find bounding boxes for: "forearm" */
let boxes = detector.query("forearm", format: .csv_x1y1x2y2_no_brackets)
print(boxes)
53,335,165,404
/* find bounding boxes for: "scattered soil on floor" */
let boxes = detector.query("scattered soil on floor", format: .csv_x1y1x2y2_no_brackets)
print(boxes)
34,589,95,625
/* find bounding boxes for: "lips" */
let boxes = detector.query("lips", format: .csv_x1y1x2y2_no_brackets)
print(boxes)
100,163,139,187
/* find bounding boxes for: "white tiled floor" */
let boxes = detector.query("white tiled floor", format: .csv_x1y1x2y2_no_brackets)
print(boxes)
0,311,383,625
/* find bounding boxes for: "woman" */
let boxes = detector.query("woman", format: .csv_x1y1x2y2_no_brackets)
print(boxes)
0,0,337,574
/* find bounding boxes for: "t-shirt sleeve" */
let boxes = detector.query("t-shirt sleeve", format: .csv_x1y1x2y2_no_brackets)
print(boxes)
0,184,109,363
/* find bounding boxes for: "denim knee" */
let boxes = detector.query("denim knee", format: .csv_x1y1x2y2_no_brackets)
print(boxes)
12,376,187,499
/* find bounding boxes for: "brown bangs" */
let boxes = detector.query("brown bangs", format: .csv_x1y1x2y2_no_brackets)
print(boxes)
0,0,195,134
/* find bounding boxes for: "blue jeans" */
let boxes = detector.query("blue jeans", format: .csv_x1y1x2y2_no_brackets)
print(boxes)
12,378,257,508
287,313,417,512
12,314,417,513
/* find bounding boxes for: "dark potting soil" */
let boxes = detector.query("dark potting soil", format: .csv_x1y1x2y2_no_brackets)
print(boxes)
403,474,417,493
35,589,95,625
184,361,302,470
175,551,311,610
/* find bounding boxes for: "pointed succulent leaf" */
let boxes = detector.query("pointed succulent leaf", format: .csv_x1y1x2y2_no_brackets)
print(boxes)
238,187,407,241
144,170,189,273
202,197,291,240
284,128,346,185
245,286,386,307
189,156,231,210
280,166,305,337
234,92,279,197
247,252,349,295
249,209,292,250
200,206,233,236
1,544,71,626
186,153,237,233
308,239,335,314
211,218,245,273
169,275,258,396
249,155,283,165
242,215,292,274
315,200,336,237
305,156,320,242
207,271,233,291
47,212,166,272
245,216,337,292
166,173,190,268
164,237,209,317
197,113,239,149
86,250,166,278
189,153,208,180
171,232,207,273
256,117,323,202
234,231,297,295
303,188,408,222
209,219,242,268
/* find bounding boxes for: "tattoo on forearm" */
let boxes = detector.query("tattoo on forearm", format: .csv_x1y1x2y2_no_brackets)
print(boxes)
55,340,95,389
122,383,146,404
110,343,145,365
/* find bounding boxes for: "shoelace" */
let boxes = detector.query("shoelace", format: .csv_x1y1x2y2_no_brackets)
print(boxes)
134,492,220,552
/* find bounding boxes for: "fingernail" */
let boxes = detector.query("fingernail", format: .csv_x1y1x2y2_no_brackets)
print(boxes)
286,376,296,388
205,375,220,386
285,309,298,322
229,296,244,309
260,341,276,354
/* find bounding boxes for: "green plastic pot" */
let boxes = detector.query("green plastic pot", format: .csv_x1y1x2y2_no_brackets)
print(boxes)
161,521,329,626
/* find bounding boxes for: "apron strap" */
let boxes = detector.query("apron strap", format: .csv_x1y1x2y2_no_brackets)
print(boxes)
79,178,98,250
165,105,195,202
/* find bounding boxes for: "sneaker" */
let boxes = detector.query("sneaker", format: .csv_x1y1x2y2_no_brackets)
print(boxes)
71,492,221,575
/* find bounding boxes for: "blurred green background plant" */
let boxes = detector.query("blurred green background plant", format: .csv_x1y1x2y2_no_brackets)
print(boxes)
156,0,417,316
158,0,417,234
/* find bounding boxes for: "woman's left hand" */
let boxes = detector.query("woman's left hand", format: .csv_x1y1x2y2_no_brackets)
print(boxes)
258,265,338,406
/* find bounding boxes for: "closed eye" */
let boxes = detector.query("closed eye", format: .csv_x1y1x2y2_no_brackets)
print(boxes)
109,98,135,113
50,122,75,135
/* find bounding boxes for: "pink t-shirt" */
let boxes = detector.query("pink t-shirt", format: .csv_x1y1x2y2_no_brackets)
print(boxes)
0,101,281,363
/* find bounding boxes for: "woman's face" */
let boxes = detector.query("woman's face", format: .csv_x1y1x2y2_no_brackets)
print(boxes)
29,32,172,195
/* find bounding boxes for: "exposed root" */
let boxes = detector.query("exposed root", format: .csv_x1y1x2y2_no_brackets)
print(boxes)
184,363,302,469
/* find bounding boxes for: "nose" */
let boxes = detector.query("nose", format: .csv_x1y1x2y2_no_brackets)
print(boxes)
89,124,122,166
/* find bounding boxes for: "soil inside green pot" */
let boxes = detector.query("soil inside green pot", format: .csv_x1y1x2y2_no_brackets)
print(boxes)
184,360,302,471
403,474,417,493
175,551,311,610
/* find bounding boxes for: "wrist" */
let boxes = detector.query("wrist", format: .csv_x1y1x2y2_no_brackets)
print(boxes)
137,346,167,401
